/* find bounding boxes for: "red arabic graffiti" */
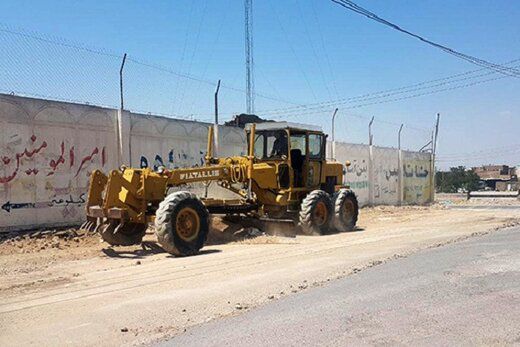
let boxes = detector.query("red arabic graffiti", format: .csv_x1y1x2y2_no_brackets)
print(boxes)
69,146,75,168
102,147,106,166
0,139,47,184
25,168,39,176
0,134,107,184
75,147,99,177
48,141,66,176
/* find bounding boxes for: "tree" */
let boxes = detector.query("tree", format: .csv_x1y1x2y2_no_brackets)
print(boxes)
435,166,480,193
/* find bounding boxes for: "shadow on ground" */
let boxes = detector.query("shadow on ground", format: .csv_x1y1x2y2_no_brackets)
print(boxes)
101,242,222,259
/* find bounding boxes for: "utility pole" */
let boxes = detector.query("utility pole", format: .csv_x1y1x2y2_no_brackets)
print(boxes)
244,0,255,114
331,108,339,160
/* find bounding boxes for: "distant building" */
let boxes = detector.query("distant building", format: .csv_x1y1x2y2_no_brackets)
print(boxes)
472,165,518,191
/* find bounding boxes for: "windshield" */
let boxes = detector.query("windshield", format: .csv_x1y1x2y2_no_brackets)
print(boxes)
250,130,288,159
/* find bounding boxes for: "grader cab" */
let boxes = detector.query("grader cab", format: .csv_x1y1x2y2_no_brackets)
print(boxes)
81,122,358,256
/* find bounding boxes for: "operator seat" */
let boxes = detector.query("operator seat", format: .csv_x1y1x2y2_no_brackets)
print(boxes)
290,149,304,187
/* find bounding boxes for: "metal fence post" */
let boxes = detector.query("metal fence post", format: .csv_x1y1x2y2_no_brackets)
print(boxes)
214,80,221,157
331,108,338,160
368,116,375,206
398,124,404,205
116,53,127,167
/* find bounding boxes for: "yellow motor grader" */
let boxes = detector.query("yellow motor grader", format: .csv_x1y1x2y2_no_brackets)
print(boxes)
81,122,358,256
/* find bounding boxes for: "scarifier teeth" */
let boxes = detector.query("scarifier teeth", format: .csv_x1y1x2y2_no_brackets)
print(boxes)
93,222,102,234
114,223,124,235
89,221,97,232
80,221,89,231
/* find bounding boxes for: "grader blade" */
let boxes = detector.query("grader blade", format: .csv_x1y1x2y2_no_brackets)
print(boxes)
79,169,109,233
85,169,108,210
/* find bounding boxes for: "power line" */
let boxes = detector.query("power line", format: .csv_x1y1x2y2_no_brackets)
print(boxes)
260,69,516,133
330,0,520,78
186,0,231,116
296,0,333,100
437,144,520,161
437,149,520,163
268,106,430,133
175,0,209,114
310,0,340,99
257,59,520,116
268,0,319,103
170,0,196,114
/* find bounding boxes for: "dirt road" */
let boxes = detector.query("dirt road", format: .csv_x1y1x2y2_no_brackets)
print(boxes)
1,206,519,346
165,226,520,346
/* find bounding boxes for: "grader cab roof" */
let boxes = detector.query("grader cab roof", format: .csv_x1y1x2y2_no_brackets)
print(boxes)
245,121,323,133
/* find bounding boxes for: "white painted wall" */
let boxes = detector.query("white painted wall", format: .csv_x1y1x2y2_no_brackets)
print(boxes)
335,142,370,206
0,94,432,231
0,94,118,231
130,113,247,170
372,146,399,205
402,150,433,204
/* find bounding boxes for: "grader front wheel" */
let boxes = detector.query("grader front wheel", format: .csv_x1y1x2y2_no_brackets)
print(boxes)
154,191,209,256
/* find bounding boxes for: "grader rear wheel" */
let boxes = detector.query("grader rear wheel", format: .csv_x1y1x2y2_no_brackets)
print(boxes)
99,221,147,246
155,191,209,256
333,189,359,232
299,190,333,235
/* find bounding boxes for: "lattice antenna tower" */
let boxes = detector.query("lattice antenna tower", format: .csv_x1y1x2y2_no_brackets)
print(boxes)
245,0,255,113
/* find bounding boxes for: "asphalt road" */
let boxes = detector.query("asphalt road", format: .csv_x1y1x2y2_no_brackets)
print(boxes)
161,226,520,346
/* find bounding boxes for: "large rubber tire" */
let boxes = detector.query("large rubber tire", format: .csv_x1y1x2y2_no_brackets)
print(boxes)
155,191,209,256
299,190,333,235
332,189,359,232
100,222,146,246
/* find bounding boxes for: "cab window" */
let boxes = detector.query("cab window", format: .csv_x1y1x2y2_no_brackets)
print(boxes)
290,133,307,156
309,134,323,159
251,130,288,159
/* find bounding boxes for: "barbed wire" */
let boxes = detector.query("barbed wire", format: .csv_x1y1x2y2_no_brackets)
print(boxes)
0,22,301,121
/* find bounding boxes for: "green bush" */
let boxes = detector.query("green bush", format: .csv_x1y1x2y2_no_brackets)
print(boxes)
435,166,480,193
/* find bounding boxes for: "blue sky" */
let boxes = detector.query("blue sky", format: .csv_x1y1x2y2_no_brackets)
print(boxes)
0,0,519,168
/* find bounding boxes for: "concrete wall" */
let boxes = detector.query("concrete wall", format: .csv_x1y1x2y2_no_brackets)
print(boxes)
402,150,433,204
335,142,370,206
372,146,399,205
0,94,432,231
334,142,432,207
0,94,118,231
129,112,246,170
